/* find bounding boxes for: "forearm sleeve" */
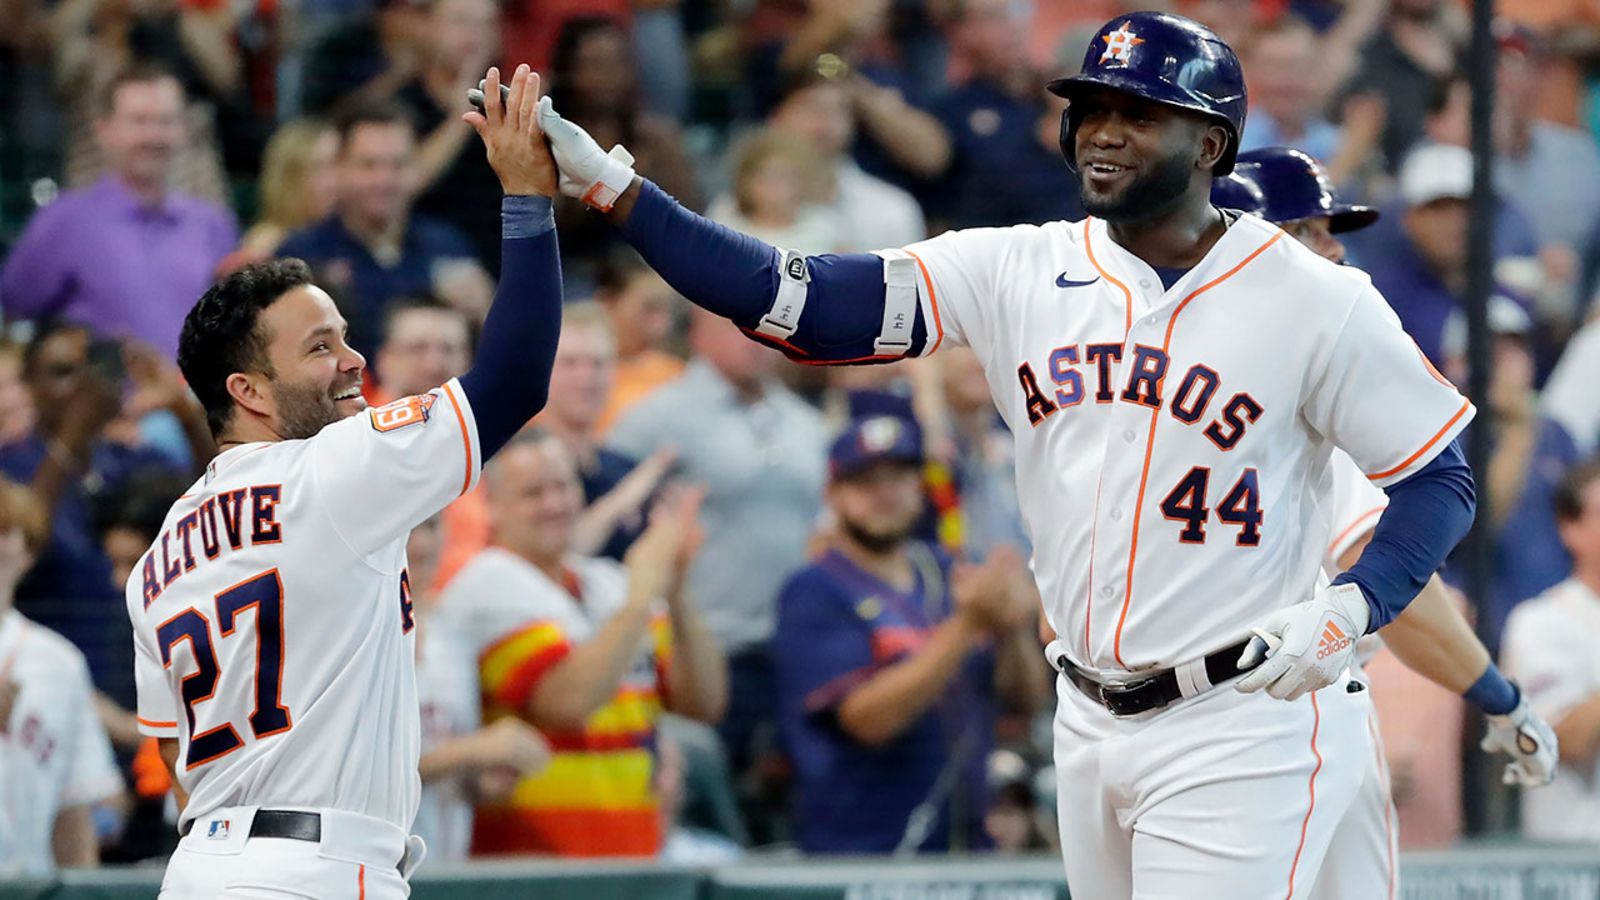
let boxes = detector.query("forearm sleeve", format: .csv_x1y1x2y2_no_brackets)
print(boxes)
1333,439,1477,632
457,196,563,457
617,179,932,363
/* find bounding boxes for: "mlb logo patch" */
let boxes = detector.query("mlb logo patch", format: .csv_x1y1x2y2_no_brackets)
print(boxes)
206,819,230,840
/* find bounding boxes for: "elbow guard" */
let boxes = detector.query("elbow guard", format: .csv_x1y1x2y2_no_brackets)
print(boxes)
745,248,932,365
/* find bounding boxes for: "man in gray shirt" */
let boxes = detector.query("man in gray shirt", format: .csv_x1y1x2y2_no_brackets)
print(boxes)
607,306,827,788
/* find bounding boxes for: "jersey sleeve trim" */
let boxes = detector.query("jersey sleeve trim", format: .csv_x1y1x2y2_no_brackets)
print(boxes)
136,716,179,737
442,378,481,496
1327,504,1387,563
901,249,945,355
1083,218,1133,336
1366,397,1475,486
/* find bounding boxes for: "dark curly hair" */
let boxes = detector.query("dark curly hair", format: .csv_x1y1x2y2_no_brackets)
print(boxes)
178,258,313,438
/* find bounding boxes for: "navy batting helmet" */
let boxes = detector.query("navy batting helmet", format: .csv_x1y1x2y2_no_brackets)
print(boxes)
1047,12,1248,174
1233,148,1378,233
1211,170,1266,214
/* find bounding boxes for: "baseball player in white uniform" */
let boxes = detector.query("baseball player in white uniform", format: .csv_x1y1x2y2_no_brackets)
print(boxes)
0,480,123,876
535,12,1484,897
126,66,564,898
1212,150,1558,898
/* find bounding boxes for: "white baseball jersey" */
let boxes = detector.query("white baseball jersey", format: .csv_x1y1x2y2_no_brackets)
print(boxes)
894,214,1473,672
1502,577,1600,842
125,381,482,832
0,611,123,876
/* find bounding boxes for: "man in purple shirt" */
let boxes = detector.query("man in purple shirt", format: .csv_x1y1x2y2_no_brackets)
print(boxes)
1,65,238,359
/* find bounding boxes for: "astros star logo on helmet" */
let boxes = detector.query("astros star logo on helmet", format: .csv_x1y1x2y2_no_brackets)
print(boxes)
1100,22,1144,63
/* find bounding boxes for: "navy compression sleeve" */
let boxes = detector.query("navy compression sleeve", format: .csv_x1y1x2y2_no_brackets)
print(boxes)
457,195,562,458
617,179,930,361
1332,439,1476,632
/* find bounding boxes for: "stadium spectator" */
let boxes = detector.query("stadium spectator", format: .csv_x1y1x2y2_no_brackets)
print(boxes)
1340,0,1464,171
0,67,238,359
1493,25,1600,258
547,16,699,291
233,119,340,263
1491,314,1600,649
0,341,36,449
541,302,673,562
1238,16,1342,163
410,512,551,865
593,253,686,436
1354,143,1532,367
1503,461,1600,842
0,325,192,707
297,0,429,116
774,415,1045,853
606,309,827,788
275,103,490,360
0,478,123,876
498,0,626,81
397,0,506,272
927,0,1082,230
441,435,726,857
708,127,842,254
939,348,1028,559
371,297,473,404
50,4,240,196
763,71,926,251
742,0,951,186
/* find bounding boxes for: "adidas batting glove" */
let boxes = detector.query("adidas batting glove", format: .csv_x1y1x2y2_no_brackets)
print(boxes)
1235,582,1370,701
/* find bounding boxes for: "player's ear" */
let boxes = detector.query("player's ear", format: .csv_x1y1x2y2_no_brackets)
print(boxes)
225,372,274,422
1197,124,1228,171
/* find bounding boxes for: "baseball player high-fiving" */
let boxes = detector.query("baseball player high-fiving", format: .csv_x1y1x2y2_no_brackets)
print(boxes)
126,66,563,899
536,13,1477,898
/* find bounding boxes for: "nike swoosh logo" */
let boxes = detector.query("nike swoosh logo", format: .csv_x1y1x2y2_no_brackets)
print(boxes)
1056,273,1101,288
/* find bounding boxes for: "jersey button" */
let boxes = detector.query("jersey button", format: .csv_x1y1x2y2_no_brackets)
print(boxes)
1100,586,1114,599
1145,315,1158,325
1122,429,1137,443
1109,508,1123,521
1139,279,1151,289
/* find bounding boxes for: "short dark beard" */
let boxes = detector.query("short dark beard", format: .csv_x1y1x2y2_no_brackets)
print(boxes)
839,516,913,555
1080,147,1196,224
271,378,344,440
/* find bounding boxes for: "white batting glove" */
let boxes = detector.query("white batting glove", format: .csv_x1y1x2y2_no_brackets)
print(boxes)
1481,695,1559,787
535,96,636,212
1235,583,1370,701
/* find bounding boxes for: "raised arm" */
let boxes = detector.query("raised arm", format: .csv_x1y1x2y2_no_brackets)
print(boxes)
538,99,935,365
453,65,564,458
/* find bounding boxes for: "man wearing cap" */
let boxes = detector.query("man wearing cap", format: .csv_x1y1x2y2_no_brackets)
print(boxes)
772,415,1045,854
1354,142,1536,367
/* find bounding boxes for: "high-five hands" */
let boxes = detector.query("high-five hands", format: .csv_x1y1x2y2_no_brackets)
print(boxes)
463,64,559,198
534,95,637,212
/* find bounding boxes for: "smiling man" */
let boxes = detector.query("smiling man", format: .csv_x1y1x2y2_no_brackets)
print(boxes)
535,11,1479,897
124,66,563,899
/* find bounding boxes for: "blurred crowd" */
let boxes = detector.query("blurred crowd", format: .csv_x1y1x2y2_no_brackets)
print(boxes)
2,0,1600,876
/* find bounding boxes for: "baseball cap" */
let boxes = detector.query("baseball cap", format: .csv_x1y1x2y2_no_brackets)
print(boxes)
1399,143,1474,207
829,415,924,480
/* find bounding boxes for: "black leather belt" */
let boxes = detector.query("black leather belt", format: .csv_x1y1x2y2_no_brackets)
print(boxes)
180,809,321,842
1055,638,1257,717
